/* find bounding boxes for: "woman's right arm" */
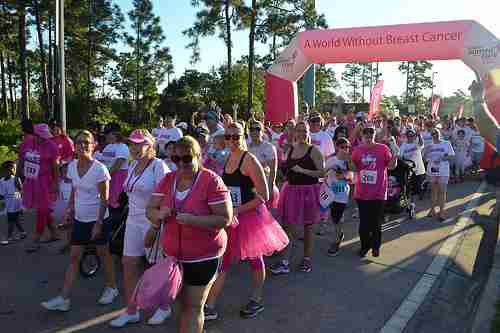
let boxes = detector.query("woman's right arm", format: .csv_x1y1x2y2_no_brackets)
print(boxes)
146,195,172,229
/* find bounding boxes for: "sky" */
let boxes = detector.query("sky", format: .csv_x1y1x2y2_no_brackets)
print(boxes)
114,0,500,99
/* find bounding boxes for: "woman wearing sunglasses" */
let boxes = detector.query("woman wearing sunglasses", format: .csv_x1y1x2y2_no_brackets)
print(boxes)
205,122,288,320
146,136,233,333
271,121,325,274
424,129,455,221
248,120,279,209
110,129,170,328
41,130,118,311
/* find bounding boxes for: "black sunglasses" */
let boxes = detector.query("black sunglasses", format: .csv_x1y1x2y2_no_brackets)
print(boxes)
249,127,261,132
171,155,194,164
224,134,241,141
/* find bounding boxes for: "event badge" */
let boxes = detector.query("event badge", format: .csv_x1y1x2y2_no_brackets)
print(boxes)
360,170,377,185
24,161,40,179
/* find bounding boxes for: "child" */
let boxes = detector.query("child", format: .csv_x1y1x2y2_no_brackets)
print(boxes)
52,162,73,253
162,141,177,172
323,138,352,256
0,161,26,244
453,129,470,182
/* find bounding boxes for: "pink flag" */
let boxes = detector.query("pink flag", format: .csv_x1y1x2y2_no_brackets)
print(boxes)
457,104,464,118
368,80,384,120
431,96,441,117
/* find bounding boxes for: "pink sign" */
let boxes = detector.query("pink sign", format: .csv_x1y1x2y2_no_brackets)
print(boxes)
368,80,384,120
431,96,441,117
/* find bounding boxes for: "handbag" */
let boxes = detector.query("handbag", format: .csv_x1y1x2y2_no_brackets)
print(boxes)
145,225,164,266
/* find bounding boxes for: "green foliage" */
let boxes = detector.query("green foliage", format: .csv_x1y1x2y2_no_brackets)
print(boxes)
0,120,22,147
0,145,17,166
398,61,434,113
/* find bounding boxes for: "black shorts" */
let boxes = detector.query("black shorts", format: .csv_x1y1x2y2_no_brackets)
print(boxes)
330,202,347,224
71,217,113,246
181,258,221,286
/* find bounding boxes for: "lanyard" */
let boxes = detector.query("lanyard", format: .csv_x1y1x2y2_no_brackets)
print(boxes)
124,159,154,193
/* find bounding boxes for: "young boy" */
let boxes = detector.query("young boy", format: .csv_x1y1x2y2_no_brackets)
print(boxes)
0,161,26,244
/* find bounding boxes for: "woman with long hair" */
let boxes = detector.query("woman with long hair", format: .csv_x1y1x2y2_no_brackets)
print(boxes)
205,122,288,320
271,121,324,274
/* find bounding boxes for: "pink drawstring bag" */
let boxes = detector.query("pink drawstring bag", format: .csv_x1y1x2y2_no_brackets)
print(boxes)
131,255,183,311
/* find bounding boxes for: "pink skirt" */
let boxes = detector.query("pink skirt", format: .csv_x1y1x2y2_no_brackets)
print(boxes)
278,182,321,225
223,204,289,267
266,185,280,209
109,169,128,208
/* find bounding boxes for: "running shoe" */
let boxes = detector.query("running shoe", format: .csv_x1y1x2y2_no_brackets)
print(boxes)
269,261,290,275
204,305,219,321
98,287,119,305
110,311,140,328
298,258,312,273
41,296,71,312
327,242,340,257
359,248,369,258
147,307,172,325
240,300,264,319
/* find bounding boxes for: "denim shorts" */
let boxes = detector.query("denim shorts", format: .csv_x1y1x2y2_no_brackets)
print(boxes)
71,217,113,246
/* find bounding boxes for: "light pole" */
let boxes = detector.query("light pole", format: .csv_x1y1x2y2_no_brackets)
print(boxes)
57,0,66,131
431,71,437,99
303,0,315,110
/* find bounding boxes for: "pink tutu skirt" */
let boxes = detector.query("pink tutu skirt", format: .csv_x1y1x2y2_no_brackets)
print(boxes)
266,185,280,209
109,169,128,208
278,182,321,225
223,204,289,267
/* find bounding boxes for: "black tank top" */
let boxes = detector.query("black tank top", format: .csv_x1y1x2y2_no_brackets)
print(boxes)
222,151,256,206
286,146,319,185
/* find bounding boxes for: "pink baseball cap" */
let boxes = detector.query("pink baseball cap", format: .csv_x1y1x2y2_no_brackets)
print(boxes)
128,129,154,146
34,123,53,139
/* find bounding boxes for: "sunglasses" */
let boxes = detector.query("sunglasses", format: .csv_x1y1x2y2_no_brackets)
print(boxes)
76,140,92,146
171,155,194,164
337,144,349,149
309,118,321,123
431,132,439,136
224,134,242,141
249,127,261,132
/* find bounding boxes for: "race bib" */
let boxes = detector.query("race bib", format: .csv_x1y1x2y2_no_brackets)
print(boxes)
430,161,441,176
319,183,336,209
228,186,242,207
360,170,377,185
24,161,40,179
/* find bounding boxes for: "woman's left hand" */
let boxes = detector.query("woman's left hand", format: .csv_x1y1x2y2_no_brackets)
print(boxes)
91,222,103,240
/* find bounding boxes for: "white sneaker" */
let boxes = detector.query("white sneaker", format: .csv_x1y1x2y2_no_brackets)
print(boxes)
98,287,119,305
41,296,71,311
147,307,172,325
109,311,140,328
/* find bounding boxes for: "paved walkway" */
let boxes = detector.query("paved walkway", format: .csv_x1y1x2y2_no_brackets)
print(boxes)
0,180,495,333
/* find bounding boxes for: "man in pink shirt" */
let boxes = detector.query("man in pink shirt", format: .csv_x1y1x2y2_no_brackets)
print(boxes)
50,119,75,163
343,126,397,258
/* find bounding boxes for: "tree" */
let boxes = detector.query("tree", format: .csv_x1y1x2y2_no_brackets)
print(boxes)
315,64,338,105
398,61,433,113
18,2,28,119
341,63,362,103
123,0,172,123
32,0,49,117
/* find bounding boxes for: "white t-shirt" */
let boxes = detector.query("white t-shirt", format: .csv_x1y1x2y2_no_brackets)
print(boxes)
399,142,426,176
151,127,163,138
248,141,277,165
421,131,433,147
470,131,485,153
425,141,455,177
164,160,177,172
124,158,169,220
0,177,22,212
310,130,335,158
453,126,472,142
68,160,111,222
96,143,129,171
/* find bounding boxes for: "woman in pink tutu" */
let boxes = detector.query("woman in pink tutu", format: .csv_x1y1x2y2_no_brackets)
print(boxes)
271,121,325,274
19,123,60,252
247,119,279,209
205,122,289,320
146,136,233,333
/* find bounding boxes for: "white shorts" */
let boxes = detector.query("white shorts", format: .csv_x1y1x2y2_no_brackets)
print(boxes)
123,216,162,262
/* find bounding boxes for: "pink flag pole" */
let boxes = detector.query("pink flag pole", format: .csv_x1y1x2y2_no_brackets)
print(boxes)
368,80,384,121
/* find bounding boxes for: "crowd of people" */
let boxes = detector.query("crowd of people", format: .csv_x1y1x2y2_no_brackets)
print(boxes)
0,109,485,333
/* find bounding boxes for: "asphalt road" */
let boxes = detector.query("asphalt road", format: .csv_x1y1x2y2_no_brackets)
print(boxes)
0,179,495,333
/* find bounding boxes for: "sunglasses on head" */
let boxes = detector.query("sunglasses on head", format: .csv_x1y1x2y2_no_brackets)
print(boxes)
171,155,194,164
224,134,241,141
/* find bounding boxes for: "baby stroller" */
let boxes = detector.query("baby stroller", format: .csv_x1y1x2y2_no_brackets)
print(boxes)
385,159,416,219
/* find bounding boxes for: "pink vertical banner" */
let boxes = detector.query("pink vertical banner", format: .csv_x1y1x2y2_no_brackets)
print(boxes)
368,80,384,120
457,104,464,118
431,96,441,117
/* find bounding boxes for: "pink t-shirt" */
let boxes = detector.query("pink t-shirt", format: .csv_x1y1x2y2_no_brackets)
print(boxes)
352,143,392,201
51,135,75,163
153,169,231,262
19,138,58,209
